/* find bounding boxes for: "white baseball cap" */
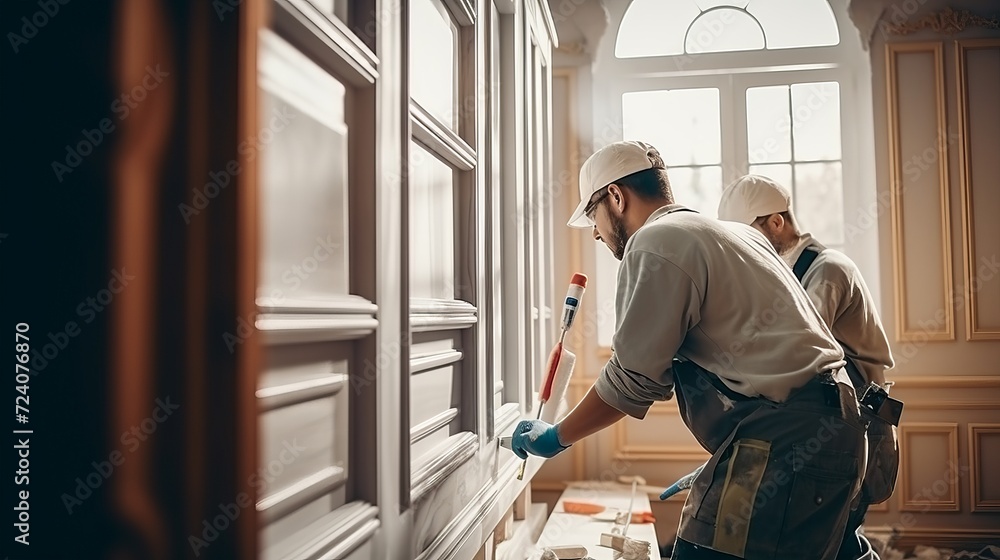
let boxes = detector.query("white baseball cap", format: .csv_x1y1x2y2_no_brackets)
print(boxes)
567,140,663,228
717,174,792,225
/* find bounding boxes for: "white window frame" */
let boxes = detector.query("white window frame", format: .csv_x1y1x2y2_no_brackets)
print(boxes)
589,1,882,345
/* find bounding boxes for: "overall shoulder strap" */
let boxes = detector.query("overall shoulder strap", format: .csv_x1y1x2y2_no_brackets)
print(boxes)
792,246,821,281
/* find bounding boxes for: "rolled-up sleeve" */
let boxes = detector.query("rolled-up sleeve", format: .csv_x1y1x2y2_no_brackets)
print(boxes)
594,249,702,419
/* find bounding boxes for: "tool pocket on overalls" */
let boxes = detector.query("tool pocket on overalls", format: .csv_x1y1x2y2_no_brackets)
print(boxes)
706,439,772,558
861,422,899,505
776,444,858,559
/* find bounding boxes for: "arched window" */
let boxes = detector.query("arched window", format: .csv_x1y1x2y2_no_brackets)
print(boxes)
589,0,877,347
616,0,839,58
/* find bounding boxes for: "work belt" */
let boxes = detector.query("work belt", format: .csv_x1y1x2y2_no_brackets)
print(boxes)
671,360,868,559
671,360,857,455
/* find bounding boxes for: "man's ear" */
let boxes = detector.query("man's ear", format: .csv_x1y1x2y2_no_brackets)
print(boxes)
608,184,625,211
766,213,784,231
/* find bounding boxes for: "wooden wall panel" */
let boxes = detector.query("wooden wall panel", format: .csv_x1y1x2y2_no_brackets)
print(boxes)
956,39,1000,340
969,424,1000,512
886,42,954,341
898,422,960,512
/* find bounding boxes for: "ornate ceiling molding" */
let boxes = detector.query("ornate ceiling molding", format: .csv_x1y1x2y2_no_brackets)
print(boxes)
881,7,1000,36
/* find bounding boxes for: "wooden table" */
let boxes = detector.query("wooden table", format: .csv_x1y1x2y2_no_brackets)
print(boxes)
530,484,660,560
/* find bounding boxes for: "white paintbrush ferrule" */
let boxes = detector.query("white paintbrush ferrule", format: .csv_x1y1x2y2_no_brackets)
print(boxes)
561,282,586,332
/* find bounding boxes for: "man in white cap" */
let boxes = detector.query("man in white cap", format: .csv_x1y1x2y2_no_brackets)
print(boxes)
717,174,899,560
510,141,867,559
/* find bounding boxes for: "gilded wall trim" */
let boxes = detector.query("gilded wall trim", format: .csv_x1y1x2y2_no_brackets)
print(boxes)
969,423,1000,512
885,42,955,342
955,39,1000,341
898,422,960,512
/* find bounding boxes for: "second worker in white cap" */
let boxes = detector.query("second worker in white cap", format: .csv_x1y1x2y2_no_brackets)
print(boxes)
510,141,868,559
717,174,899,560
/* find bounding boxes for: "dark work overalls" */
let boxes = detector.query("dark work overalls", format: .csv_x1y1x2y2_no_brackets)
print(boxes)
669,360,868,560
791,246,901,560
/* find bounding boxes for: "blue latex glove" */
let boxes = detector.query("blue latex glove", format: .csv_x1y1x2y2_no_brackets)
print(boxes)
660,462,706,500
510,420,569,460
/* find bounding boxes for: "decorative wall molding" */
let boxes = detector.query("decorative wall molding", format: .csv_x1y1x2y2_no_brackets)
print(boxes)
411,350,464,374
955,38,1000,341
267,501,380,560
257,294,378,315
613,445,710,463
443,0,475,27
410,298,478,332
411,408,460,444
885,41,955,342
873,526,1000,552
257,465,348,524
881,7,1000,37
969,423,1000,512
890,375,1000,389
411,432,478,503
256,373,348,411
272,0,379,85
415,459,524,560
903,400,998,411
411,101,477,171
494,402,520,435
898,423,960,512
256,314,379,344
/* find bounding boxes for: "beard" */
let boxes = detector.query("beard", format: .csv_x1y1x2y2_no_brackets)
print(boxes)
757,223,795,256
608,211,629,261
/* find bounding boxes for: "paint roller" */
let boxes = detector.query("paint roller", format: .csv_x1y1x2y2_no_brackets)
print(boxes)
541,272,587,421
509,273,587,480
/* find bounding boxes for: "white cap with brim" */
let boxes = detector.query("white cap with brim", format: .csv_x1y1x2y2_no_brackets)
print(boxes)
567,140,661,228
717,174,792,225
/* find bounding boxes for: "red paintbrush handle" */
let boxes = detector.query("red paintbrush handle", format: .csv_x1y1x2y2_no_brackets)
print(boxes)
540,342,563,402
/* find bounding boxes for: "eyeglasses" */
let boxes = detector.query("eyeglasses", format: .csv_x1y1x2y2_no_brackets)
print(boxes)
584,187,611,220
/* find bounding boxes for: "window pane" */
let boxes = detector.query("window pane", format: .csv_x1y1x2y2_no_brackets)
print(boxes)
746,85,791,164
410,0,458,129
686,8,765,54
622,88,720,166
669,165,724,218
615,0,700,58
410,141,455,299
791,82,841,161
794,162,843,244
748,164,793,197
749,0,839,50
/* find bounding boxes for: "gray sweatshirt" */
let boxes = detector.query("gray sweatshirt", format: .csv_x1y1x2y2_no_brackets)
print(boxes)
782,234,894,387
594,205,845,419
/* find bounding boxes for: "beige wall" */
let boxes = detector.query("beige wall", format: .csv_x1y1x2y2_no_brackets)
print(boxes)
865,0,1000,549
